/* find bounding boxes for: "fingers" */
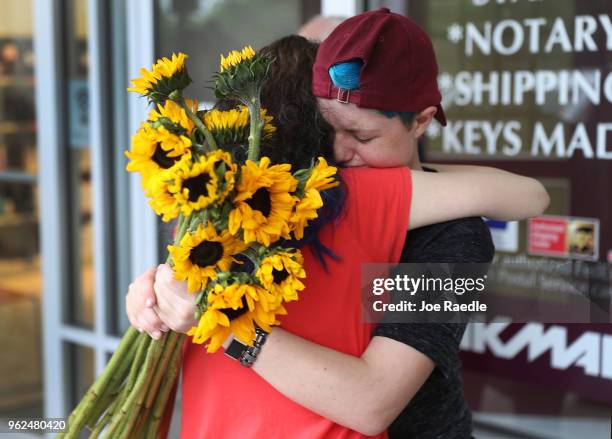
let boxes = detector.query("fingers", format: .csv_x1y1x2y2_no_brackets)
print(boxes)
125,266,168,339
156,264,189,298
132,263,196,335
154,304,179,333
125,295,139,330
154,292,197,334
154,276,183,318
136,308,166,340
154,280,198,334
140,267,158,307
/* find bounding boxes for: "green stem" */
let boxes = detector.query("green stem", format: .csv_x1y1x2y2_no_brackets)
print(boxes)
85,340,137,429
59,208,194,439
126,335,151,392
241,246,261,272
106,379,129,417
61,327,139,439
144,334,185,438
246,98,263,162
105,334,167,438
166,214,190,265
175,98,218,151
89,411,111,439
144,331,181,409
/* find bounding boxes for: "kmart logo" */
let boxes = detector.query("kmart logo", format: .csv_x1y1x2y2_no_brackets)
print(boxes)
461,320,612,379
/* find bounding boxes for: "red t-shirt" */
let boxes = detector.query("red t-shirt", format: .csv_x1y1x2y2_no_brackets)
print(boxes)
179,167,412,439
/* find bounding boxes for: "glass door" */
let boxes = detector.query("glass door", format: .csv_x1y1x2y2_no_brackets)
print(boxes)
35,0,156,420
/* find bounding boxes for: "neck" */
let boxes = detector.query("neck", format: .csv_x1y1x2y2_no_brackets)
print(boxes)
408,154,423,171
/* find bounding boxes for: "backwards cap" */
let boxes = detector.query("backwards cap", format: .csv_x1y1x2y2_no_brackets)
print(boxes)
312,7,447,126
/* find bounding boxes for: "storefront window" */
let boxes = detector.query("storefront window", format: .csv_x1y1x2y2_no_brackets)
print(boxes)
155,0,321,103
0,0,42,421
368,1,612,437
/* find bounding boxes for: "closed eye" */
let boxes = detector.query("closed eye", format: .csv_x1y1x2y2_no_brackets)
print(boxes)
354,135,374,144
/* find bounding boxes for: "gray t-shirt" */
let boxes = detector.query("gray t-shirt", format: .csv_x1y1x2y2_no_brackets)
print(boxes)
373,213,494,439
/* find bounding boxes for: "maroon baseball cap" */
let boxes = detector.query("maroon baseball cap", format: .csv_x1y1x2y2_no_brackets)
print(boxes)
312,7,447,126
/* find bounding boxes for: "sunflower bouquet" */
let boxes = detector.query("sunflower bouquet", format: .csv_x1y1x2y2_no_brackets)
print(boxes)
58,47,338,438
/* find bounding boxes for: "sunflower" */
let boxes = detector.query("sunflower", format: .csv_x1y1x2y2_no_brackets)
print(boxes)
304,157,339,192
219,46,256,72
228,157,297,246
214,47,271,103
290,190,323,241
202,106,276,145
168,222,247,294
125,123,192,190
167,151,237,216
149,98,198,134
206,149,238,203
127,52,191,102
188,282,286,352
147,174,180,222
256,249,306,304
290,157,339,239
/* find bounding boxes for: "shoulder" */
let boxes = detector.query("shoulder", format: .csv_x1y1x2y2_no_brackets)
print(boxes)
340,166,412,222
402,217,495,263
340,166,411,192
336,167,412,262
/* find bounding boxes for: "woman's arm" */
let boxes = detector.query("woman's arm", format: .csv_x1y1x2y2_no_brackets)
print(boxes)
409,166,549,230
422,163,512,173
249,330,434,436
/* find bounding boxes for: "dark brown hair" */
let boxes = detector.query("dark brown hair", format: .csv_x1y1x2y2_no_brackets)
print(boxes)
258,35,345,264
258,35,336,168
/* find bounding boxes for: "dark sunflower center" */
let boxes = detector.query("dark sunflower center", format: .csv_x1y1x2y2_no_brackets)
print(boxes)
220,296,249,321
189,241,223,267
230,253,254,273
245,187,272,217
184,174,212,202
272,268,290,284
152,143,178,169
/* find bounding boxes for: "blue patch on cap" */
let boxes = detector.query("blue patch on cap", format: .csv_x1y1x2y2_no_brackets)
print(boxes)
329,60,363,90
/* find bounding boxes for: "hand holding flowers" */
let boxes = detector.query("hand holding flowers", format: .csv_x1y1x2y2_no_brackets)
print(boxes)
125,267,168,340
152,264,197,334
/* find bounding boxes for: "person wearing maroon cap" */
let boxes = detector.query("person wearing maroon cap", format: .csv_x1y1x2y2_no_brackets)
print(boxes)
125,31,549,438
309,10,485,438
304,9,497,438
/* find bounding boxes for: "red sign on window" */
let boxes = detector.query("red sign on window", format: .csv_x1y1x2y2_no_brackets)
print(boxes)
528,217,568,257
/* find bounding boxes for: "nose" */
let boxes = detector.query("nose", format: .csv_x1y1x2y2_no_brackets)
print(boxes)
333,133,355,164
333,135,366,167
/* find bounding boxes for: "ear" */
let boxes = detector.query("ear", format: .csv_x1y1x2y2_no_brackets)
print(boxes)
413,106,437,139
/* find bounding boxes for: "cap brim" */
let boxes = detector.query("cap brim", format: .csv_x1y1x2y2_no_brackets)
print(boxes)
434,103,447,126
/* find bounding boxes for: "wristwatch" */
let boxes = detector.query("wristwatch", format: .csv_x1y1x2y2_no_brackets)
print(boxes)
224,326,269,367
224,337,248,360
